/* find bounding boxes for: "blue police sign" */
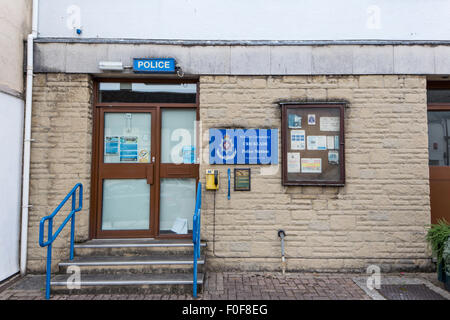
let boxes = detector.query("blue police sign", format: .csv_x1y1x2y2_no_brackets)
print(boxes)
133,58,176,73
209,129,278,165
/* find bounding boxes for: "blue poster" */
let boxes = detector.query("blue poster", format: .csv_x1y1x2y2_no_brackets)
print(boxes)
119,136,138,162
209,129,278,164
182,146,196,164
105,136,119,154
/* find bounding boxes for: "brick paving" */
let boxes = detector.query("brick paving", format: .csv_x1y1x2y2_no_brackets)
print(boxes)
0,272,373,300
1,272,447,300
202,273,371,300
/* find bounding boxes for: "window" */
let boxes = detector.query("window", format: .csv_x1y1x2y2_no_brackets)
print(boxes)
99,82,197,103
428,111,450,166
428,89,450,104
427,82,450,166
280,103,345,185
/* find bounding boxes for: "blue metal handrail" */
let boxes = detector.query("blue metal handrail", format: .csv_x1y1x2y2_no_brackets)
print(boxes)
38,183,83,300
192,181,202,298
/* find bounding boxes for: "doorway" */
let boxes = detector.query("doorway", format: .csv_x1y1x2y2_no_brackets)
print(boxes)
427,81,450,225
90,80,199,239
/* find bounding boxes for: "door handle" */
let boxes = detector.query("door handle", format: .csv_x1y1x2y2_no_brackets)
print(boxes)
146,164,154,185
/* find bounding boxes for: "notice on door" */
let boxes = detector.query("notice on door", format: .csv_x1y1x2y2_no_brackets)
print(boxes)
105,136,119,154
120,136,138,162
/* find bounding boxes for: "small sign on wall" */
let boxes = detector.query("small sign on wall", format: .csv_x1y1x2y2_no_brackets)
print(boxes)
133,58,176,73
234,168,251,191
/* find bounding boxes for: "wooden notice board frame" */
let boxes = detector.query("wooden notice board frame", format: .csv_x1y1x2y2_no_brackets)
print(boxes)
280,102,345,186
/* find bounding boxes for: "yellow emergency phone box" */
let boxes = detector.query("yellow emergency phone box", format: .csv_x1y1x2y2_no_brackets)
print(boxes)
206,169,219,190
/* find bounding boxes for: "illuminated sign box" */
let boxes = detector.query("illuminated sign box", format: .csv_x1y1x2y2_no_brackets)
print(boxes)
133,58,176,73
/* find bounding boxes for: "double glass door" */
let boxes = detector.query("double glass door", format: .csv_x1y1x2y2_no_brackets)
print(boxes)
94,106,198,238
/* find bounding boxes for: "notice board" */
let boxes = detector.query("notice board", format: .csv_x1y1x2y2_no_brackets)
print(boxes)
280,103,345,186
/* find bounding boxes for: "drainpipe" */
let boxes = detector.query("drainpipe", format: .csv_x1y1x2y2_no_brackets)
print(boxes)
278,230,286,275
20,0,39,275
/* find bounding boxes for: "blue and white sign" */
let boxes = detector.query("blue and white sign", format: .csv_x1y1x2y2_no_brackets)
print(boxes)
209,129,278,165
133,58,176,73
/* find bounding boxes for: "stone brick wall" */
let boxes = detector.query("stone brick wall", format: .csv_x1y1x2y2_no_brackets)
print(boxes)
27,74,93,272
26,73,431,273
199,75,432,272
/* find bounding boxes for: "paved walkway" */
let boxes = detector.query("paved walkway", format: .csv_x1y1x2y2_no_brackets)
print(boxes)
203,273,370,300
0,272,446,300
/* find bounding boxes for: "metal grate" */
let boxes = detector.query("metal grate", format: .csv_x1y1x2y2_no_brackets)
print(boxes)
377,284,446,300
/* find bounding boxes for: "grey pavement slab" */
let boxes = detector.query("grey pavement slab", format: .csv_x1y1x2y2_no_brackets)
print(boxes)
353,274,450,300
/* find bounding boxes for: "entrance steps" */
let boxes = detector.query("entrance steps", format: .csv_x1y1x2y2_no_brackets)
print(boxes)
50,239,207,295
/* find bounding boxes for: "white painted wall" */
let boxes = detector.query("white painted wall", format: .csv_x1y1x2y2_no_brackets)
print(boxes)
0,0,31,94
38,0,450,41
0,92,23,281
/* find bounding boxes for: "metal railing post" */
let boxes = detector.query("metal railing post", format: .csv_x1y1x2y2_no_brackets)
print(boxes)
38,183,83,300
197,214,201,259
192,182,202,298
45,219,53,300
70,192,76,260
193,215,198,298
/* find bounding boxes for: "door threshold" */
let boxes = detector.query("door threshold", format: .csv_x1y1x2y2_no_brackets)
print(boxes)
90,235,192,240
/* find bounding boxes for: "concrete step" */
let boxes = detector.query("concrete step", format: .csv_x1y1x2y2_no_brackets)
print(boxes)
74,238,207,257
58,254,206,274
50,272,204,295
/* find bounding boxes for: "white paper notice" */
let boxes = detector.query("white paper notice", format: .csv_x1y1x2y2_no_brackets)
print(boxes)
328,150,339,164
307,136,327,150
326,136,335,150
287,152,301,173
301,158,322,173
291,130,305,150
320,117,340,131
171,218,188,234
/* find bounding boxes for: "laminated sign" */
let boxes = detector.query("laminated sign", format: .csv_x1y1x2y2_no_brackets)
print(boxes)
320,117,340,131
301,158,322,173
119,136,138,162
291,130,305,150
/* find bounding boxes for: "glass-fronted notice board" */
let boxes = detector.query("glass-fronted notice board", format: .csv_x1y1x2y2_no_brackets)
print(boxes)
280,103,345,186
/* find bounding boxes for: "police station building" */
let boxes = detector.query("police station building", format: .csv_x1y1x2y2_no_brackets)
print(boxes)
18,0,450,288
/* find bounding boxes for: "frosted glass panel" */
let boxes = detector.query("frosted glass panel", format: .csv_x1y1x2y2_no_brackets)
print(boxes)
159,179,196,234
104,113,151,163
161,109,197,164
102,179,150,230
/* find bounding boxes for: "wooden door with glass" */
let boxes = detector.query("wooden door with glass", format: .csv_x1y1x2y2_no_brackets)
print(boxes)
91,80,199,239
428,81,450,225
96,108,157,238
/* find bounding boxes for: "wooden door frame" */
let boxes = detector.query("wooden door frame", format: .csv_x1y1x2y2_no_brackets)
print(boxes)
89,78,200,239
427,81,450,224
95,107,157,239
